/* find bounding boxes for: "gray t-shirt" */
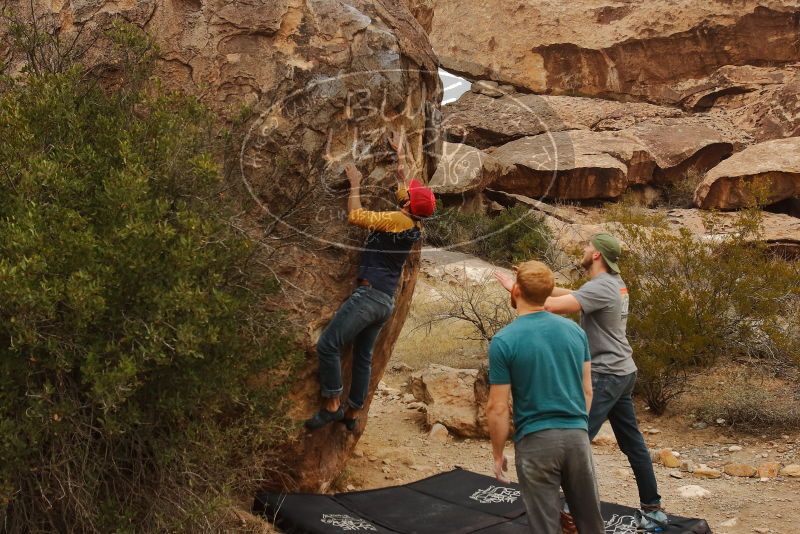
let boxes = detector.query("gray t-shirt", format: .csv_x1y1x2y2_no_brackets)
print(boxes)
573,272,637,376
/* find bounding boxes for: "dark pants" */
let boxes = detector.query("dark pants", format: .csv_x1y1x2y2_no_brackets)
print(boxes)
516,429,604,534
317,286,393,410
588,371,661,507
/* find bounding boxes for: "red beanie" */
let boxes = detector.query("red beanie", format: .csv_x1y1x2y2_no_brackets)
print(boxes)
408,179,436,218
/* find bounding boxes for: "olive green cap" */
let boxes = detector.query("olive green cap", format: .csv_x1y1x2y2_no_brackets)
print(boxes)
591,233,621,273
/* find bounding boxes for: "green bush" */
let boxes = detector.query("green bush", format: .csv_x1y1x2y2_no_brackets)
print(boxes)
0,23,296,533
618,210,799,414
423,201,489,250
425,204,554,267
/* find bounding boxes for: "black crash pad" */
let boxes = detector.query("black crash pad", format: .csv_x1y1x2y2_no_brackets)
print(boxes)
254,468,712,534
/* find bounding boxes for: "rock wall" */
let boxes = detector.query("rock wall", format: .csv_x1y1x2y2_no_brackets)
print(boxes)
430,0,800,104
695,138,800,210
426,1,800,210
3,0,441,491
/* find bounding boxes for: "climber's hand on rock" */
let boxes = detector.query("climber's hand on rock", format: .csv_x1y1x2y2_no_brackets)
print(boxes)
344,164,362,187
389,130,405,155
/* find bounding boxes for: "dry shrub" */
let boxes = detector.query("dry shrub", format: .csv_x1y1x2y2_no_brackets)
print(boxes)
688,367,800,434
618,208,799,414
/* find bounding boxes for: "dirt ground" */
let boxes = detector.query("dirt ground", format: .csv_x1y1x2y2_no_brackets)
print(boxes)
335,368,800,534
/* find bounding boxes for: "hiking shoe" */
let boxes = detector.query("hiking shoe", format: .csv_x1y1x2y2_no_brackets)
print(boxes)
304,407,345,430
635,508,669,532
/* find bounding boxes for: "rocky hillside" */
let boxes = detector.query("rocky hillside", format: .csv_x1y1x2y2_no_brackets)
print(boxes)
425,0,800,225
430,1,800,105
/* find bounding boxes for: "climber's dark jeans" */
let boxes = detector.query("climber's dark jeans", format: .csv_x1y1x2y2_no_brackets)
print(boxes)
588,371,662,507
317,286,394,410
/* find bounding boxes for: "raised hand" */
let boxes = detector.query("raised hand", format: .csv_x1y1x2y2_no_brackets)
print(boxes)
493,271,515,293
389,129,405,155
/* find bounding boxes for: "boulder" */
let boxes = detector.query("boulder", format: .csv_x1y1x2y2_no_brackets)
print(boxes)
626,120,734,185
428,423,450,442
442,91,683,149
658,449,682,469
485,120,738,201
429,142,510,211
3,0,442,492
677,64,791,110
429,0,800,104
692,466,722,479
471,80,506,98
723,463,757,478
757,462,782,478
489,130,654,201
592,422,617,446
666,208,800,258
409,364,491,438
420,248,514,286
677,64,800,143
780,464,800,477
695,138,800,210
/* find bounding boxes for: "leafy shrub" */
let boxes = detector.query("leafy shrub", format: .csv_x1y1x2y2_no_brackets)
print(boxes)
480,207,554,266
619,209,799,414
0,23,297,533
423,201,489,250
425,204,554,267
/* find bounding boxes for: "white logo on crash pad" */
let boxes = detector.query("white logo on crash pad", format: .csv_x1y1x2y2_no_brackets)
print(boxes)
604,514,637,533
470,486,521,504
320,514,378,531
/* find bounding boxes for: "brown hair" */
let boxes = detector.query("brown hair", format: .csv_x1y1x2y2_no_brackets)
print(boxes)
514,260,555,306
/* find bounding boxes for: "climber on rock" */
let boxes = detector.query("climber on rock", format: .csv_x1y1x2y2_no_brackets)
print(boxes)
305,131,436,432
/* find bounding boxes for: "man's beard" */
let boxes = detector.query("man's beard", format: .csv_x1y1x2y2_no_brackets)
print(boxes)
510,292,517,310
580,254,592,270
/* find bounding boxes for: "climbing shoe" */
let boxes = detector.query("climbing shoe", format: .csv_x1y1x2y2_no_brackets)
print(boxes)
635,508,669,532
304,407,345,430
340,416,358,432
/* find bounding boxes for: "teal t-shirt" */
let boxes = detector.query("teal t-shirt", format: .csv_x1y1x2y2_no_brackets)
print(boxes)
489,311,591,442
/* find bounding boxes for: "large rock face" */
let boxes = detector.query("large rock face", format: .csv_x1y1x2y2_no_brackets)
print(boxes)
678,64,800,143
489,131,645,200
404,0,435,33
443,91,685,149
430,0,800,104
695,138,800,210
488,123,733,201
627,120,734,184
4,0,442,491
